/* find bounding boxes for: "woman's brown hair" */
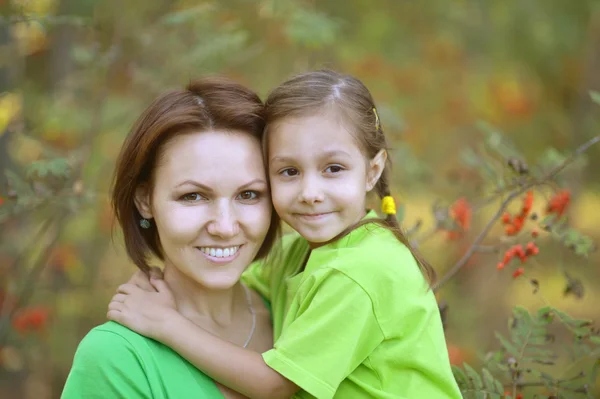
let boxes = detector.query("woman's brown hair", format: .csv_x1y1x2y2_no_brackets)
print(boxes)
264,69,436,285
112,77,280,273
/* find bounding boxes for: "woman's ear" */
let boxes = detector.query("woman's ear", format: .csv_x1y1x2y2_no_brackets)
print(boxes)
366,149,387,191
134,184,153,219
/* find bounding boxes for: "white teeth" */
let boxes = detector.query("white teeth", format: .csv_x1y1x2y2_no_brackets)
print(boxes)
199,246,240,258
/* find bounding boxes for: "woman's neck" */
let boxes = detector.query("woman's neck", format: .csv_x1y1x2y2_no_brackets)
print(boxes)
162,264,241,327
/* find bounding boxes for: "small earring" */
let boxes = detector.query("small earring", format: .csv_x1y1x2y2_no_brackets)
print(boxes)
140,218,151,229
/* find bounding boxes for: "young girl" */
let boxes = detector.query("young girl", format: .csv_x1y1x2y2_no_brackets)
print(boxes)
108,70,462,399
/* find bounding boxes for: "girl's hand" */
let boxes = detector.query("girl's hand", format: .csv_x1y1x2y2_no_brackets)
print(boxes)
107,278,178,340
126,266,164,292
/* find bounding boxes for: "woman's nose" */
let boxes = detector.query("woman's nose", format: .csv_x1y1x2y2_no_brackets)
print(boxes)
207,201,240,238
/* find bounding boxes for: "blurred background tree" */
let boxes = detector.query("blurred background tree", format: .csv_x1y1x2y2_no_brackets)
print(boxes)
0,0,599,397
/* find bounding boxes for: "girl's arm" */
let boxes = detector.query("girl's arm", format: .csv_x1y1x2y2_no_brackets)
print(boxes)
159,310,299,399
107,279,299,399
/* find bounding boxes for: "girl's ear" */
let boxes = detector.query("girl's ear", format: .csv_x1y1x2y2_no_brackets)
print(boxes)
134,184,153,219
366,149,387,192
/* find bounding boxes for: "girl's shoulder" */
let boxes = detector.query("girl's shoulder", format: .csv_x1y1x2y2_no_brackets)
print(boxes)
315,225,429,296
334,224,419,272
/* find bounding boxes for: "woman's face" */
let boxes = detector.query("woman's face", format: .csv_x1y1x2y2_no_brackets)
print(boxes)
136,130,272,290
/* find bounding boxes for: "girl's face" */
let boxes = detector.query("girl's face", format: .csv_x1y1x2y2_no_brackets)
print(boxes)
135,131,272,290
268,112,383,247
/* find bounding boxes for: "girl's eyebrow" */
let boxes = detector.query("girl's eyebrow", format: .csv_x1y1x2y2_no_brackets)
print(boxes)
270,155,293,164
270,150,351,164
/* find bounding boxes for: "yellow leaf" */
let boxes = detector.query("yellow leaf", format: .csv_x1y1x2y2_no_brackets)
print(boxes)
0,92,22,135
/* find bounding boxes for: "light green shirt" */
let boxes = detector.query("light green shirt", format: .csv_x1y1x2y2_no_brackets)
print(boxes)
61,321,224,399
243,211,462,399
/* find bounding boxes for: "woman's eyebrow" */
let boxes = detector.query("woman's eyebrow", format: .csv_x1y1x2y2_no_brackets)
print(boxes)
238,179,268,190
175,179,267,191
174,180,214,193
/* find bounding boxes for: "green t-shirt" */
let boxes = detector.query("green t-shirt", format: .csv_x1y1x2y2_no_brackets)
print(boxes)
243,211,462,399
61,321,224,399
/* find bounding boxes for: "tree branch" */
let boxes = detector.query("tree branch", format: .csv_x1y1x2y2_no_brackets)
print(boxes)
433,135,600,292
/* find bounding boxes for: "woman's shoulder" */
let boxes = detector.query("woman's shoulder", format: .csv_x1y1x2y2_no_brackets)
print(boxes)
65,321,223,398
74,321,151,362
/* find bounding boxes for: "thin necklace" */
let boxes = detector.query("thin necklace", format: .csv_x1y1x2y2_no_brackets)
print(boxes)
241,284,256,349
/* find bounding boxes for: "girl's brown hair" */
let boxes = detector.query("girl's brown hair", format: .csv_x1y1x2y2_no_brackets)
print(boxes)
264,69,436,285
112,77,280,273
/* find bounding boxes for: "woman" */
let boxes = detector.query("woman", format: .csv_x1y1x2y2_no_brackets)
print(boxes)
61,77,279,398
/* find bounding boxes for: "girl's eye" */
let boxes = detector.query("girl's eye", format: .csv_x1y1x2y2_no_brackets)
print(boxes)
325,165,344,173
280,168,299,177
180,193,205,202
237,191,259,201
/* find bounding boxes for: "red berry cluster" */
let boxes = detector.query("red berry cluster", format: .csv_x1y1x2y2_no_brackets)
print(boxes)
546,190,570,217
447,197,472,240
503,393,523,399
502,191,533,236
497,242,540,278
12,306,50,335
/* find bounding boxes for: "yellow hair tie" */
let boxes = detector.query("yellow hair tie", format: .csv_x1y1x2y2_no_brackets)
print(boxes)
373,107,380,131
381,196,396,215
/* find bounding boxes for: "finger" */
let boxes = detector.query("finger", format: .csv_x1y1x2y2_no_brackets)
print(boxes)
108,300,125,312
149,277,169,293
127,270,155,292
148,266,164,280
111,293,128,304
117,283,141,295
107,309,124,323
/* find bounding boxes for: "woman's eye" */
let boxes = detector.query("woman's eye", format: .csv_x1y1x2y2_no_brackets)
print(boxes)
180,193,204,202
325,165,344,173
280,168,299,177
238,191,259,201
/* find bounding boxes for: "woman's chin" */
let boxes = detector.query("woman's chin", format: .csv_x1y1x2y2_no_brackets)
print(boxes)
192,272,243,291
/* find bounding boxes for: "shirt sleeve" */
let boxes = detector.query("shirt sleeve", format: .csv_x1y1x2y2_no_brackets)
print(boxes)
61,329,152,399
262,269,385,399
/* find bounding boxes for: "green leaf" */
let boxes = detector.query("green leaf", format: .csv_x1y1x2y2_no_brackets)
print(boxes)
460,147,481,168
286,8,340,49
0,201,11,223
26,158,70,180
160,4,212,26
591,90,600,106
536,306,554,324
589,336,600,345
564,229,579,246
495,332,520,357
463,363,483,390
5,169,33,197
482,368,501,394
452,365,468,387
539,214,557,227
